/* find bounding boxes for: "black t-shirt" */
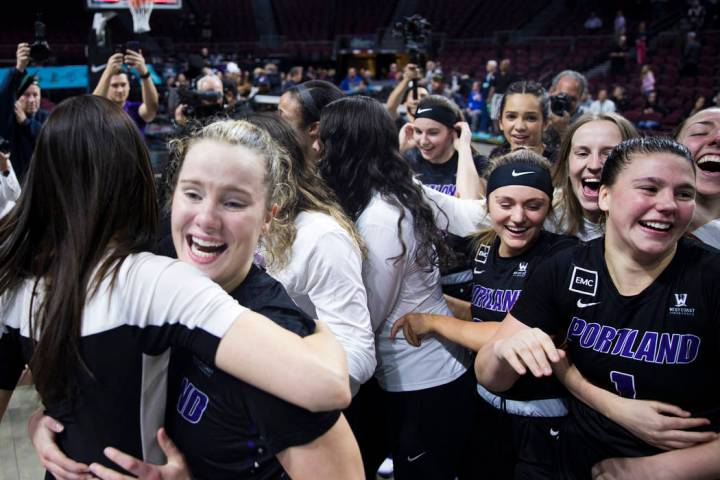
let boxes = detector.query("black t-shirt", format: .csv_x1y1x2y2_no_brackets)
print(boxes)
472,231,576,400
166,265,340,479
404,148,488,197
511,237,720,467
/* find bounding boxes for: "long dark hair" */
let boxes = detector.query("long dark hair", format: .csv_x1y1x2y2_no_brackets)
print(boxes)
286,80,345,129
318,95,450,267
0,95,158,404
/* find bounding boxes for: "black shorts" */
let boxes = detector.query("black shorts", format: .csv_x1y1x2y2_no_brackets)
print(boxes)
387,368,478,480
468,395,564,480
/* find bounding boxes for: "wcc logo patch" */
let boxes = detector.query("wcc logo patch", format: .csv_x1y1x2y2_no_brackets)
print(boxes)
513,262,529,278
669,293,695,316
569,266,598,296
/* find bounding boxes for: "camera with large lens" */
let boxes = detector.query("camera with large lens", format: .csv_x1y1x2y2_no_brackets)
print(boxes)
30,18,51,62
550,92,573,116
178,87,224,119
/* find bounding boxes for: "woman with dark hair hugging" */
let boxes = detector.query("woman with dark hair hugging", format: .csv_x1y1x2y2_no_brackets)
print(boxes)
0,96,351,476
317,95,477,480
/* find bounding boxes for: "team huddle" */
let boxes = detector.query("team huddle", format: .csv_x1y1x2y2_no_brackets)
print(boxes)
0,76,719,480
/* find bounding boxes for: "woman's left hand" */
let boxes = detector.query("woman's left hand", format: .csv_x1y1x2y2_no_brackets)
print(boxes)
88,428,191,480
389,312,436,346
453,121,472,151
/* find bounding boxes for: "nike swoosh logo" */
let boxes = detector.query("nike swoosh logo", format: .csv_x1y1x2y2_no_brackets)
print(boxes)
475,270,485,275
576,299,601,308
407,452,426,462
549,428,560,436
416,108,432,114
511,170,534,177
90,64,107,73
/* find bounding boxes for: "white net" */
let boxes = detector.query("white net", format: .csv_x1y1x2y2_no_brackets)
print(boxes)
129,0,154,34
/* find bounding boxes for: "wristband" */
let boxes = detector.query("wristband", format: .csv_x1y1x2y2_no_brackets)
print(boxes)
139,71,151,79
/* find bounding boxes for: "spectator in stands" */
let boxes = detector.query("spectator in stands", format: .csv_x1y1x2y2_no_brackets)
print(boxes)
264,63,282,94
688,0,706,30
478,60,497,133
637,90,666,129
93,49,159,136
589,88,616,114
640,64,656,96
610,85,630,112
584,12,603,33
609,34,629,75
387,63,399,81
174,74,224,127
166,72,189,116
424,60,441,84
490,59,517,134
283,66,304,92
614,10,626,37
466,81,484,132
385,63,429,129
578,91,593,115
635,23,648,65
681,31,701,76
546,70,588,147
0,43,49,183
340,67,362,93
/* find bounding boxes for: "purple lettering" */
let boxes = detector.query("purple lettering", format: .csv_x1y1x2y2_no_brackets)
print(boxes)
619,330,639,359
610,329,631,355
656,333,681,364
579,322,601,348
677,335,701,364
633,331,658,363
567,317,587,341
593,325,617,353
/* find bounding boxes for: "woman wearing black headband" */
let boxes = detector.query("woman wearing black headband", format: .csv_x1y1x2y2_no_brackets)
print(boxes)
392,149,576,479
278,80,344,165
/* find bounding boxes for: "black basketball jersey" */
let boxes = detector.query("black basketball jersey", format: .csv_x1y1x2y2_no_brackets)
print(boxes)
472,230,576,400
166,265,340,480
511,237,720,469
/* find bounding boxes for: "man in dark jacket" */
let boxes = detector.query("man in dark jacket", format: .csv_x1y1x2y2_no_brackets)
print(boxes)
0,42,49,183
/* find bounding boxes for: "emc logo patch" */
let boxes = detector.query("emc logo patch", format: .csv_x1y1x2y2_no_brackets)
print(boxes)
569,266,598,296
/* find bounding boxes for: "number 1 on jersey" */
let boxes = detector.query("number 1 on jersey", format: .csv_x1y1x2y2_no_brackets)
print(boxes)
610,370,637,399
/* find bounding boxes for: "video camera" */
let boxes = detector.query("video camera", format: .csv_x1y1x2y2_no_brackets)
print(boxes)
392,15,432,100
30,16,51,63
178,87,224,119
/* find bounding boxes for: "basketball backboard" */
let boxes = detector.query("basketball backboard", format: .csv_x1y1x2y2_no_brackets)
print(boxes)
86,0,182,10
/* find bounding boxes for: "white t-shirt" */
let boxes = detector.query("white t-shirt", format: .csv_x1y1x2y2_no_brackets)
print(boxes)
692,219,720,249
269,211,375,393
357,192,470,392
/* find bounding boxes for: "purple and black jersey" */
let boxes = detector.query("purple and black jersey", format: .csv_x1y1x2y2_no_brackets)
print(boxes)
512,237,720,477
166,264,340,479
472,230,576,401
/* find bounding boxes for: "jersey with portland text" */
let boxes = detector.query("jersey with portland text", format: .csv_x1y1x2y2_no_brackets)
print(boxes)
511,237,720,459
471,230,577,323
472,230,576,401
166,264,340,480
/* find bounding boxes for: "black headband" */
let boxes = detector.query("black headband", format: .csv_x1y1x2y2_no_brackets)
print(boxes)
486,162,554,200
413,104,457,129
295,84,320,122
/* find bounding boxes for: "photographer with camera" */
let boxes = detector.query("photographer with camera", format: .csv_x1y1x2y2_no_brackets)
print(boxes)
0,42,50,183
545,70,587,150
92,49,159,135
173,74,224,127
